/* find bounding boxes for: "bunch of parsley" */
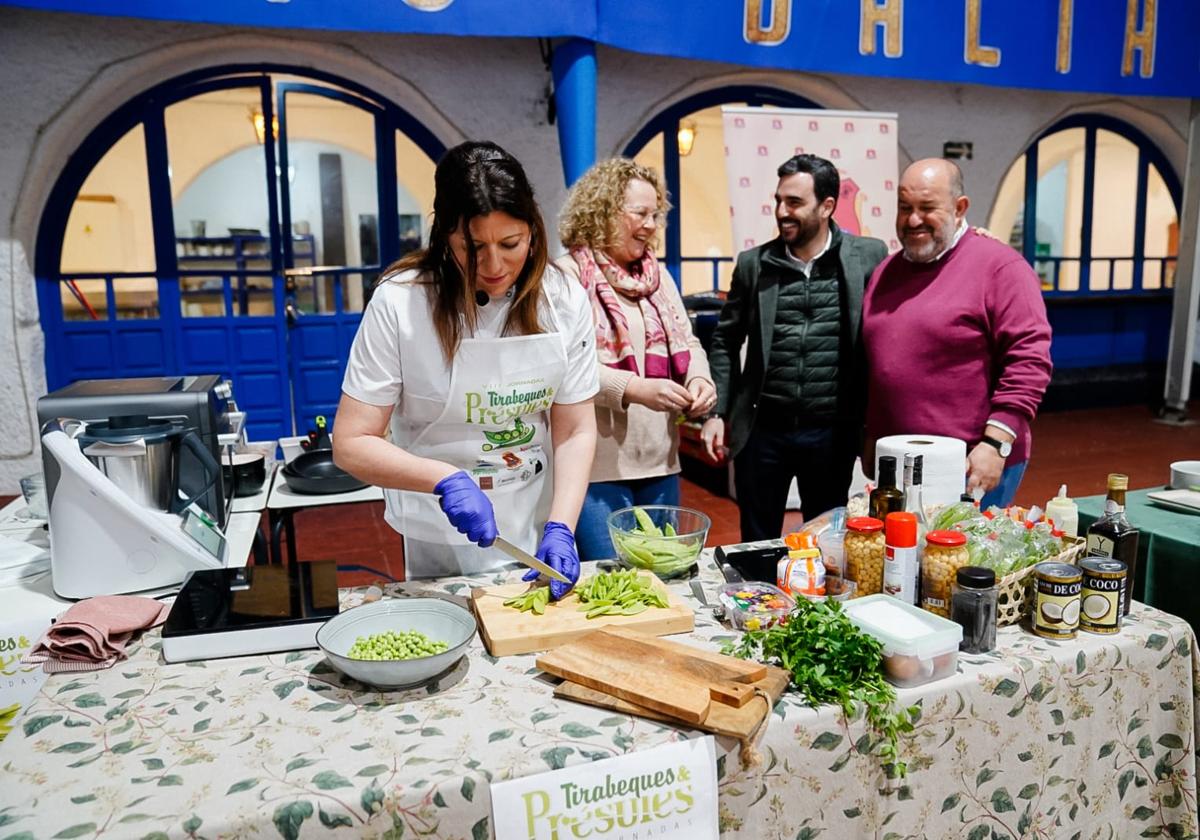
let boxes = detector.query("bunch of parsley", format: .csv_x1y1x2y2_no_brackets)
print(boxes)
728,597,919,777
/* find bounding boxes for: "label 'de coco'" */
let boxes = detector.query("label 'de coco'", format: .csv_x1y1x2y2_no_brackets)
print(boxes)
1033,563,1082,640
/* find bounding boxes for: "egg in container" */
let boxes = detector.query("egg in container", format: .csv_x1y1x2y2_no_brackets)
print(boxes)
842,595,963,688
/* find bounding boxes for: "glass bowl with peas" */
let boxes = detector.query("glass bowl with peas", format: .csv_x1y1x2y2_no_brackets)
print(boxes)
316,598,477,690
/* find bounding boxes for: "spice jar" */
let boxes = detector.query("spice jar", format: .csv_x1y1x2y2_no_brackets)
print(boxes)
844,516,885,596
921,530,970,617
951,566,997,654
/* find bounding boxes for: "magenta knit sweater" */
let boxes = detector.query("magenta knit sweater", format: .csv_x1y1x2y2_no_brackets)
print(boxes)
862,229,1053,466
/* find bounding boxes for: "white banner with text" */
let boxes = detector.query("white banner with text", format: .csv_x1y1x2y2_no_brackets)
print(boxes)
490,736,719,840
722,106,900,254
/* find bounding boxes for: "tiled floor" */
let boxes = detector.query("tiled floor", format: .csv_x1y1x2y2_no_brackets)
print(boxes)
274,402,1200,587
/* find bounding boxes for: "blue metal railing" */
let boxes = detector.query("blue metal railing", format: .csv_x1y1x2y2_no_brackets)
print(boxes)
675,254,1176,298
1035,255,1176,298
57,266,380,319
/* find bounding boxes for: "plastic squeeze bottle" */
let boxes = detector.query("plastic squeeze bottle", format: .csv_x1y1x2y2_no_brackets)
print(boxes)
1045,484,1079,538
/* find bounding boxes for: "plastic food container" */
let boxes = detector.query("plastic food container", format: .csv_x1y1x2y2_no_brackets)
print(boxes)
718,582,795,631
843,595,963,688
816,529,845,577
799,575,858,603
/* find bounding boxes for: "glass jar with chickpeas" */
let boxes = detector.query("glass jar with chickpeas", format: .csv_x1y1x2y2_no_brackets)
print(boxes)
844,517,885,595
920,530,970,617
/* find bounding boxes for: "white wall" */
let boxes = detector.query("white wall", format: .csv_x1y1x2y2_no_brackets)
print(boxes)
0,7,1192,489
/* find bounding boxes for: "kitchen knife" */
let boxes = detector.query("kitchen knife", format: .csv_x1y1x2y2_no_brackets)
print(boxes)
493,536,571,584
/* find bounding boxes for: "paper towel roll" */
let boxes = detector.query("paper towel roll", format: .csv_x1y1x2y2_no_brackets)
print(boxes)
875,435,967,510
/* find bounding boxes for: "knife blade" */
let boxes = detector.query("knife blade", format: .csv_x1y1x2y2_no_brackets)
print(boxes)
493,536,571,584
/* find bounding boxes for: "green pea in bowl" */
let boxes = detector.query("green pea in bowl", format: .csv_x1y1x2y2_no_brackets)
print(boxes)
316,598,476,690
607,505,711,579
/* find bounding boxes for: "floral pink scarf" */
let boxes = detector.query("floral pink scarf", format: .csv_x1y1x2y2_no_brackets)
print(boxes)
570,246,691,383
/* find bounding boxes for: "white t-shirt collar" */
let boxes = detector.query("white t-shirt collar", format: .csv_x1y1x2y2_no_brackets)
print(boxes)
786,229,833,276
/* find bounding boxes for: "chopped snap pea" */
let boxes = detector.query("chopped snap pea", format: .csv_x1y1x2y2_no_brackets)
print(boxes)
574,569,668,619
503,586,551,615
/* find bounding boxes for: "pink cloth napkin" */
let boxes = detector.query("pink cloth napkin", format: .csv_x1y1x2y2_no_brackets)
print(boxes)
25,595,170,673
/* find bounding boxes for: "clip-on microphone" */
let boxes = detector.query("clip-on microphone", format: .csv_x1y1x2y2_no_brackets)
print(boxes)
475,290,489,306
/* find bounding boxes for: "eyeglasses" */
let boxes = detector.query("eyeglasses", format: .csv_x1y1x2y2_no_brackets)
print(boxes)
622,205,666,225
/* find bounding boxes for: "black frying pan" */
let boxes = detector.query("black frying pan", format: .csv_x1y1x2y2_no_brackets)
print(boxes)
282,450,368,495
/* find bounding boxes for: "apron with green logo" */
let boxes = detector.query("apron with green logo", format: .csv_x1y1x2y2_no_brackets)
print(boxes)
386,328,567,577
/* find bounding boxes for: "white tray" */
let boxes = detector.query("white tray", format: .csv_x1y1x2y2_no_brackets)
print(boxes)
1146,488,1200,515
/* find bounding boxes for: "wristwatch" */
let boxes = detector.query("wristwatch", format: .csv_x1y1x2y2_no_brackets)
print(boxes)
981,435,1013,458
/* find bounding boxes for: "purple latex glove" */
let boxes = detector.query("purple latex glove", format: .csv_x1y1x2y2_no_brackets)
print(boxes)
523,520,581,600
433,471,497,547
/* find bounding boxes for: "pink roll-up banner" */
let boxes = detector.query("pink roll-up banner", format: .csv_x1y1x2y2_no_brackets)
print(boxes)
721,107,901,254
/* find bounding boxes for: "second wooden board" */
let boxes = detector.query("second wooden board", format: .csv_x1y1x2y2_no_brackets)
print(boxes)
470,571,695,656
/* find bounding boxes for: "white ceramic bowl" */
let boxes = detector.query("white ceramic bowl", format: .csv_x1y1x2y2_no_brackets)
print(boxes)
1170,461,1200,490
316,598,476,690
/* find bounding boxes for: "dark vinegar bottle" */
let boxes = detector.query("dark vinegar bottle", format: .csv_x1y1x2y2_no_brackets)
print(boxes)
1085,473,1140,615
870,455,905,522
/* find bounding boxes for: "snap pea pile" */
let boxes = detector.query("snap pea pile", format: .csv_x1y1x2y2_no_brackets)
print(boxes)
612,507,702,577
504,586,551,615
347,629,448,661
501,569,669,619
575,569,668,619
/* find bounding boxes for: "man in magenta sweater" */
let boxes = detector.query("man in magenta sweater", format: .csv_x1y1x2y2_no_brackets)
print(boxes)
863,158,1053,507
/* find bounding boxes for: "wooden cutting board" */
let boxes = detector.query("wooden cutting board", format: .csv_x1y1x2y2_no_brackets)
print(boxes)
470,572,694,656
555,663,790,742
536,629,767,724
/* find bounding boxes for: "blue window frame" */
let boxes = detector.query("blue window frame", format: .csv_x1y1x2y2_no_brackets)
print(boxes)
35,64,445,442
989,114,1183,372
621,86,818,291
993,114,1182,299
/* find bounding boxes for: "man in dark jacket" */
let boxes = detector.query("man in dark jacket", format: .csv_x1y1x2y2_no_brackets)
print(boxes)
701,154,888,540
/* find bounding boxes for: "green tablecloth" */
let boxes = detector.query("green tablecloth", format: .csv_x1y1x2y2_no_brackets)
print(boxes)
1078,488,1200,631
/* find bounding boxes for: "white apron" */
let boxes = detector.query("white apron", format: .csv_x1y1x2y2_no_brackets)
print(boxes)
385,320,568,578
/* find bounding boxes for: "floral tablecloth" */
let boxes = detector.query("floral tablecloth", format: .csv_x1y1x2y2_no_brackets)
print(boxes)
0,550,1197,839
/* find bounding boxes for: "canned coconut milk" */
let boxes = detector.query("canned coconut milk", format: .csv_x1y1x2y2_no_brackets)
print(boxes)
1079,558,1127,635
1033,562,1082,640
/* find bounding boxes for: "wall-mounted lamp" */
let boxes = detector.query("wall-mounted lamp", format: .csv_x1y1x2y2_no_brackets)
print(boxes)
677,120,697,156
249,108,279,145
942,140,974,160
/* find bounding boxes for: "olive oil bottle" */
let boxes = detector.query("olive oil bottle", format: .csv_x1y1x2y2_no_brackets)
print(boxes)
1085,473,1139,615
870,455,905,522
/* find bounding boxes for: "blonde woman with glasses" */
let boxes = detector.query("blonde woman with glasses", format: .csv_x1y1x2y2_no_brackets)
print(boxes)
557,158,715,561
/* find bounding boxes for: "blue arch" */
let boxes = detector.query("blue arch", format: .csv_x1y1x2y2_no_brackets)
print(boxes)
35,63,446,280
620,85,819,286
1035,114,1182,209
621,86,819,160
1013,112,1184,377
34,64,449,440
1018,112,1182,298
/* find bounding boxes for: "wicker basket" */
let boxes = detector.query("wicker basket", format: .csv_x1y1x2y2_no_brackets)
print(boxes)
996,537,1086,626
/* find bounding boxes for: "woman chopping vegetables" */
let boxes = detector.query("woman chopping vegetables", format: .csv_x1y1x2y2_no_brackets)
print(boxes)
333,141,598,593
